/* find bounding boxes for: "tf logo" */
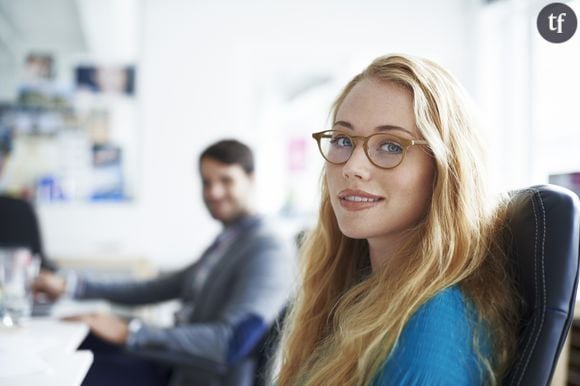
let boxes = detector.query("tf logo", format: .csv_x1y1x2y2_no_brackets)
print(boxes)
537,2,577,43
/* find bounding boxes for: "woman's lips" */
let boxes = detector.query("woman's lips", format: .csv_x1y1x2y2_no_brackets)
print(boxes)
337,189,384,211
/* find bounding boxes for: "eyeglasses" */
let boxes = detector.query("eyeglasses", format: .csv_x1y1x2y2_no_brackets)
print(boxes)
312,130,429,169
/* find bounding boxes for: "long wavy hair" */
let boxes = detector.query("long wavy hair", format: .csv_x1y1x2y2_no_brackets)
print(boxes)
275,54,520,386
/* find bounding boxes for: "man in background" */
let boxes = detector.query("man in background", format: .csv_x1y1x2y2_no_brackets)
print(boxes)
34,139,295,386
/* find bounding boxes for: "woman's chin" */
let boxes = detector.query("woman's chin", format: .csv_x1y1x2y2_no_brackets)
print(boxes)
337,223,372,240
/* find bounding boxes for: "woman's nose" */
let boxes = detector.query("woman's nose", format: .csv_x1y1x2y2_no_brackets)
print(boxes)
341,145,372,180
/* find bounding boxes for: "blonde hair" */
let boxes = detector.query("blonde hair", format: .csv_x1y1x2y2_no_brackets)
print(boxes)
275,54,519,386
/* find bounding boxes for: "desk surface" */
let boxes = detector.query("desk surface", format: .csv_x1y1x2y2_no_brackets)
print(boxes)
0,318,93,386
4,319,90,352
0,350,93,386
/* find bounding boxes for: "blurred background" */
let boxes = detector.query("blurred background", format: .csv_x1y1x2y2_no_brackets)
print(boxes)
0,0,578,271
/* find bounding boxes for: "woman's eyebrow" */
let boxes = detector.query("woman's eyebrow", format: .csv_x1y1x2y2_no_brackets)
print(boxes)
333,120,414,136
333,120,355,130
375,125,414,136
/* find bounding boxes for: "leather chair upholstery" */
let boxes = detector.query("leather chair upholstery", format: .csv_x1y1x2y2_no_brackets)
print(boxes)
502,185,580,386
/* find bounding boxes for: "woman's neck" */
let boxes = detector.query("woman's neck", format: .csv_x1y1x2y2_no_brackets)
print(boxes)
367,234,405,272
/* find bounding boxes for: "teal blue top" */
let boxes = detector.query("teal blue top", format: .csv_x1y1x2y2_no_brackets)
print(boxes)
372,286,491,386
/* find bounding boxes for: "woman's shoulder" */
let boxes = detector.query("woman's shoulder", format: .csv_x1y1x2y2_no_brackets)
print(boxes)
399,286,483,356
411,285,476,329
373,286,489,386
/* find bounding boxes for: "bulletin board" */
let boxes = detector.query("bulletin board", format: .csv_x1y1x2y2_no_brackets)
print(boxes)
0,53,138,203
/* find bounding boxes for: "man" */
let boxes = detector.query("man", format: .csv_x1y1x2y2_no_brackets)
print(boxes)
34,139,295,386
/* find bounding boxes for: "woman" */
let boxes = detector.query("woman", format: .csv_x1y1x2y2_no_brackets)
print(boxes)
275,54,520,385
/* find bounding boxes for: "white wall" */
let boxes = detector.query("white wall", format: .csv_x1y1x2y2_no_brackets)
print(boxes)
37,0,479,269
531,1,580,180
474,0,580,193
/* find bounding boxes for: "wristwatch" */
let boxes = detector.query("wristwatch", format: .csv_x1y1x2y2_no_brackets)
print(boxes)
126,318,143,347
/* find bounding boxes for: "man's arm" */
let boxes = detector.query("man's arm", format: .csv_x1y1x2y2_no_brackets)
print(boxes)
76,266,191,305
34,262,195,305
125,234,294,366
38,263,200,346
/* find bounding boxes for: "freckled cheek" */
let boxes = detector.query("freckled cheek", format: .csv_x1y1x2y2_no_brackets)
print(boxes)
324,167,342,192
384,171,433,207
402,174,435,216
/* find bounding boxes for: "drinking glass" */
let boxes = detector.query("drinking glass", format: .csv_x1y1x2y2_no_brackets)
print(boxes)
0,247,40,326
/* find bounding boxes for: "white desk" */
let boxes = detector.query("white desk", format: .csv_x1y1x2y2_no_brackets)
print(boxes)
0,319,93,386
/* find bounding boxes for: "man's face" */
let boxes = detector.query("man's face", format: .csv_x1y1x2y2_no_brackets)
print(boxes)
200,157,254,225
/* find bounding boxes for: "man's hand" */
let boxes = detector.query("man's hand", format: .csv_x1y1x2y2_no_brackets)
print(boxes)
32,271,66,300
64,313,130,345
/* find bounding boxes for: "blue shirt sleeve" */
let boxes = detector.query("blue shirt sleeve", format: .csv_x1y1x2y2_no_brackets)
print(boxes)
372,287,490,386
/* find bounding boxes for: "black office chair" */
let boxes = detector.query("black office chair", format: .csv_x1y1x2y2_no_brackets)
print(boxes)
253,306,287,386
0,195,56,271
502,185,580,386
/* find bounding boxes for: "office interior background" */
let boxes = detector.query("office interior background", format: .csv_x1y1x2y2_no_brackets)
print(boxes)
0,0,578,271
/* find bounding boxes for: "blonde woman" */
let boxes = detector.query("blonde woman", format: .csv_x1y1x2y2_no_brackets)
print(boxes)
275,54,520,385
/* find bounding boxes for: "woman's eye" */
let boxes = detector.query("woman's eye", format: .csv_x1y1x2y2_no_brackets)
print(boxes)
380,142,403,153
331,136,353,147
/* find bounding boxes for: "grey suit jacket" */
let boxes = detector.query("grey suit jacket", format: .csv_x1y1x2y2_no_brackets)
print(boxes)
75,215,295,386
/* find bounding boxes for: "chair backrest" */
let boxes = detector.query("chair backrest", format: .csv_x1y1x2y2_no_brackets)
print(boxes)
253,306,288,386
502,185,580,386
0,195,56,271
